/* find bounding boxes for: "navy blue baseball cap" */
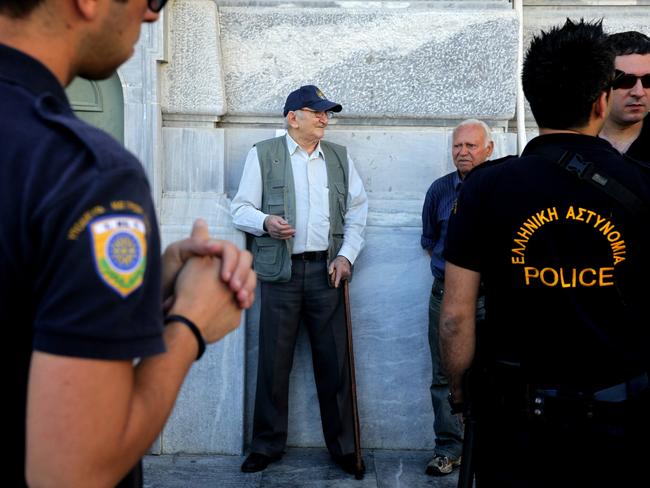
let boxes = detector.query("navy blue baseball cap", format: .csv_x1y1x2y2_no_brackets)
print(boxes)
283,85,343,116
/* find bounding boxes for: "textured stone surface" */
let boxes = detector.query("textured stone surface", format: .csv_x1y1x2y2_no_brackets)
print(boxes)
163,127,226,193
374,449,459,488
225,128,277,198
158,195,246,454
120,20,165,206
219,8,518,119
144,454,262,487
143,449,463,487
162,0,226,117
256,448,377,487
161,324,245,454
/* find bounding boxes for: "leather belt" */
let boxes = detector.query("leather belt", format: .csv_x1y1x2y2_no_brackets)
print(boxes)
292,251,328,261
536,372,648,404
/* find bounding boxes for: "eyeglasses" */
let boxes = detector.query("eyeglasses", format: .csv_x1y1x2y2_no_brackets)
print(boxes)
299,108,334,120
148,0,168,13
611,69,650,90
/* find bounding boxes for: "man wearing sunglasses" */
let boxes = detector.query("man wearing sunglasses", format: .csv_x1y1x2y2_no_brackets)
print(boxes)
440,19,650,487
600,31,650,163
232,85,368,476
0,1,257,487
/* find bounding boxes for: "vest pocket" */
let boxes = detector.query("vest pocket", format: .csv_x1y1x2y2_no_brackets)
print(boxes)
266,191,285,217
251,235,290,282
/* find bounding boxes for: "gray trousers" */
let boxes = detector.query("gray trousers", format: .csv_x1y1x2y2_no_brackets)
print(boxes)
250,258,354,458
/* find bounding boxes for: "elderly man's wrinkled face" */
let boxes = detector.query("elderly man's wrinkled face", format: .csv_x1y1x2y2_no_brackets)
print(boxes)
452,124,494,178
609,54,650,127
291,108,329,142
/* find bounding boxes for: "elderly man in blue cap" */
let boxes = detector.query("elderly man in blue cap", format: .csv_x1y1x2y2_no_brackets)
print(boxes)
232,85,368,475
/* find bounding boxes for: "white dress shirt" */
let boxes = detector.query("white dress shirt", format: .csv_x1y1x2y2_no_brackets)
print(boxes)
231,133,368,264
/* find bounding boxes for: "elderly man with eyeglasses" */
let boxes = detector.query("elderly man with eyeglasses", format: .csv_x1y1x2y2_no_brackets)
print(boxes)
232,85,368,475
600,31,650,163
1,1,258,487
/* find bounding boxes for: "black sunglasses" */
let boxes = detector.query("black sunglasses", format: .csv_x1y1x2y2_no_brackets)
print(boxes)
611,69,650,90
148,0,168,13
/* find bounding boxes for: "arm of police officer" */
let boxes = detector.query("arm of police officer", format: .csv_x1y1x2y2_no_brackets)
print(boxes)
26,231,254,487
439,261,481,404
161,218,256,309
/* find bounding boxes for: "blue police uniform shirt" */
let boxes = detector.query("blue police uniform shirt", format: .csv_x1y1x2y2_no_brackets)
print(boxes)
0,43,166,486
446,133,650,389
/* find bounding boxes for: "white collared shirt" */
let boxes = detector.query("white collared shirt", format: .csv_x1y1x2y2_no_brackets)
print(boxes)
231,133,368,264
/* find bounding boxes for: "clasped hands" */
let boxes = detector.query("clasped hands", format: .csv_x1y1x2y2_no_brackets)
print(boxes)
161,219,256,344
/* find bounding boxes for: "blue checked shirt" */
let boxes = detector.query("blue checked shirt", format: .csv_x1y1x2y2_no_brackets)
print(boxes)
421,170,463,280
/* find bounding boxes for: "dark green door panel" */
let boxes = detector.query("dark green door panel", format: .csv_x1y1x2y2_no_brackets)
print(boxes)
66,73,124,144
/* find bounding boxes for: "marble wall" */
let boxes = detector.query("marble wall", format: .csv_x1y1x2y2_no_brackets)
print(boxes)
136,0,650,455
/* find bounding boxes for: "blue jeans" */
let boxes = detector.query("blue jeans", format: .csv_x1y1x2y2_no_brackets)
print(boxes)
428,278,485,458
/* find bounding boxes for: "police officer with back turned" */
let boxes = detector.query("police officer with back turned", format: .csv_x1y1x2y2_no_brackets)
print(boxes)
440,19,650,488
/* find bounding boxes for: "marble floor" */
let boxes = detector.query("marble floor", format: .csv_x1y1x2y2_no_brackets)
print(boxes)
143,448,462,488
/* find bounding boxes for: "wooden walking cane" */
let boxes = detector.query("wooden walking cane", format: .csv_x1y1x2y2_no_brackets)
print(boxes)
343,279,364,480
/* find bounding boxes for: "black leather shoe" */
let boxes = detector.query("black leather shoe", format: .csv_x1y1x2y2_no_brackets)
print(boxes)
240,452,281,473
333,453,366,477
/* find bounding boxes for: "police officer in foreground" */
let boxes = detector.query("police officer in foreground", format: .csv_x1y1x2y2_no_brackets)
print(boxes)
0,1,256,486
440,19,650,487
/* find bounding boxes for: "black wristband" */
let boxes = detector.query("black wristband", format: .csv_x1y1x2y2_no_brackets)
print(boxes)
164,314,206,361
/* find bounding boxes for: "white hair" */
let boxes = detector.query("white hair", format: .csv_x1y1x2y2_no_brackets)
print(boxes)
452,119,493,148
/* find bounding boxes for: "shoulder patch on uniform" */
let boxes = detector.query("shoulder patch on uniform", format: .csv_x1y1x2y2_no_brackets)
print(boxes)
90,215,147,297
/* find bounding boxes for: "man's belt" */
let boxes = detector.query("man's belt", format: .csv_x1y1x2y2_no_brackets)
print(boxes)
534,372,648,405
292,251,328,261
480,364,649,422
527,373,649,422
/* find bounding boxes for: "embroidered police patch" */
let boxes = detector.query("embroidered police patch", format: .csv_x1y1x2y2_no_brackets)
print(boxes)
90,215,147,297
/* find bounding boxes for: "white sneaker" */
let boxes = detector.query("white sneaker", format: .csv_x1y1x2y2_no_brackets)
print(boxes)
425,454,461,476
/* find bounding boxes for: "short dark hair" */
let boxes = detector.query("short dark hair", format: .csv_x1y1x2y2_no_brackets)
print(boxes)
522,18,615,130
0,0,44,18
607,31,650,57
